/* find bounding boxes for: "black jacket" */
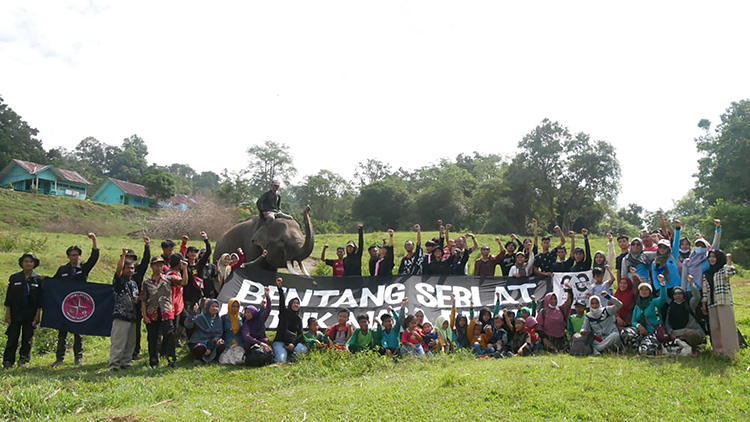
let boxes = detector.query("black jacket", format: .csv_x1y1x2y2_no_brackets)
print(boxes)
275,286,303,344
373,245,395,276
184,239,212,304
570,237,592,272
424,255,452,275
132,245,151,289
5,271,44,321
53,248,100,282
256,190,281,214
343,227,364,276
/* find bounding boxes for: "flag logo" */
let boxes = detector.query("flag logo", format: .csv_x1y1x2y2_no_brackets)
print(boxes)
61,291,96,323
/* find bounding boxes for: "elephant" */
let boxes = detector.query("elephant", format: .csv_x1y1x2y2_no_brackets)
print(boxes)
214,205,314,277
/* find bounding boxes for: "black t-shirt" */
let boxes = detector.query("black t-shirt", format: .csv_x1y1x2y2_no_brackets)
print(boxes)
615,252,627,272
534,248,559,273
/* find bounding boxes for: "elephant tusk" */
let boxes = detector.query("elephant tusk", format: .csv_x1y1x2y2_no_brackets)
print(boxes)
298,260,316,286
286,261,299,275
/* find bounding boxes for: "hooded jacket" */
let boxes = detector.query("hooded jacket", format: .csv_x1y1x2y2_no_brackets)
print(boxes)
343,227,364,276
275,286,303,345
581,295,622,337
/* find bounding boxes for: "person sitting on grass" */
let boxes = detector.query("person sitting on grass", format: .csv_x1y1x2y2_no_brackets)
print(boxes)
219,298,246,365
467,317,494,357
241,287,273,367
664,277,706,350
347,314,376,353
420,321,439,353
536,285,574,353
327,308,354,350
374,308,401,356
321,244,345,277
580,292,623,355
273,277,307,363
303,318,329,351
51,232,99,367
488,314,508,357
3,253,43,369
109,249,140,372
567,299,587,337
620,274,667,356
510,318,532,357
400,315,425,356
185,298,226,363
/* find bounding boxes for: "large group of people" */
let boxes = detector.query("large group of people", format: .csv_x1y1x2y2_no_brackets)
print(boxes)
2,194,744,370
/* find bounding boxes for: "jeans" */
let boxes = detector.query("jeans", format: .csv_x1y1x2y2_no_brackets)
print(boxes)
473,342,495,356
272,342,308,363
401,344,425,356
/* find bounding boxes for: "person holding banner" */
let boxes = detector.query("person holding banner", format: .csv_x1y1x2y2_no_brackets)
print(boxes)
51,232,99,367
398,225,423,275
373,229,395,276
580,292,623,355
3,253,43,369
109,249,140,372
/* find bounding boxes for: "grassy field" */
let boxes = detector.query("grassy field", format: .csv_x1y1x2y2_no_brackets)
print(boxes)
0,218,749,420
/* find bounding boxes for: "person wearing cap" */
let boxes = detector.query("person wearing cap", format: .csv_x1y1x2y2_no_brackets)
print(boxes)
651,238,681,301
567,298,588,337
125,237,151,360
256,180,292,222
399,225,424,275
321,243,346,276
342,224,364,276
178,232,212,339
509,243,535,278
51,232,99,367
3,253,44,369
570,229,592,272
110,248,140,371
140,256,180,368
373,230,395,276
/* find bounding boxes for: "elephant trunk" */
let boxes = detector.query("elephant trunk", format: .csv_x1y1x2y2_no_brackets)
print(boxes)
296,207,314,261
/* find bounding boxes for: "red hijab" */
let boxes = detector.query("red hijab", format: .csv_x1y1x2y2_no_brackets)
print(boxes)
615,277,637,322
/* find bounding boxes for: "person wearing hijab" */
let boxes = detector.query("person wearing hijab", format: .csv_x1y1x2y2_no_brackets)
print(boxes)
185,298,225,363
535,286,574,353
681,219,722,292
620,238,656,284
218,298,246,365
273,278,307,363
241,286,273,362
665,278,706,349
651,239,681,295
215,253,232,295
702,249,739,357
614,267,640,330
580,292,623,355
632,275,668,334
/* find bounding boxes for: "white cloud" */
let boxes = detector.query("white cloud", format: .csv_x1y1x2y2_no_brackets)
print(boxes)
1,0,749,213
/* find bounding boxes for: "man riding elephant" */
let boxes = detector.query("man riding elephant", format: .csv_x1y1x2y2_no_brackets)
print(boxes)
257,180,293,222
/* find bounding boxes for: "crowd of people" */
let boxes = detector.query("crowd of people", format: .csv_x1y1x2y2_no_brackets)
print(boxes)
2,208,744,370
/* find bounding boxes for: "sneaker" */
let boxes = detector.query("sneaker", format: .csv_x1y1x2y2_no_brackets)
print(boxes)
150,364,158,369
17,360,27,369
2,362,12,370
50,359,64,368
168,361,178,369
592,348,602,356
492,352,504,359
110,367,119,372
74,357,83,366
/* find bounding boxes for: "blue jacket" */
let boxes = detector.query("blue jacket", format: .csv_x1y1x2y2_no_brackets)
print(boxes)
222,314,244,347
632,286,667,332
651,257,680,290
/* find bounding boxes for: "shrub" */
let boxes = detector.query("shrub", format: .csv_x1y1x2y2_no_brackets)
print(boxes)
148,195,238,239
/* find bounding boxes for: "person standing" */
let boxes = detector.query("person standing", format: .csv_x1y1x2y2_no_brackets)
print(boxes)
109,249,140,371
3,253,44,369
51,233,99,367
124,237,150,361
343,224,364,276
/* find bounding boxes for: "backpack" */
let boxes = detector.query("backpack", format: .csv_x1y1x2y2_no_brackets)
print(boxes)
569,332,592,356
244,344,273,367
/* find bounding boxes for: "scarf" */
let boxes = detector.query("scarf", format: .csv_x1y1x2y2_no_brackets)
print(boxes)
435,315,453,345
587,296,604,319
625,238,650,269
227,298,241,335
477,308,493,330
593,251,607,269
614,277,636,319
704,249,727,304
454,313,469,347
244,305,266,338
667,289,690,330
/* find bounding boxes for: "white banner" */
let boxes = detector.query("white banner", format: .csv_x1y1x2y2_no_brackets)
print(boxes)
551,271,594,305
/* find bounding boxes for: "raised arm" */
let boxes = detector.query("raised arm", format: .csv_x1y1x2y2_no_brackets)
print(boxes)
533,218,539,251
415,224,422,247
582,229,592,268
357,224,364,257
82,232,100,276
568,231,576,259
607,234,616,267
180,235,189,256
137,237,151,277
116,247,128,278
196,232,211,274
387,229,394,248
554,225,565,247
468,233,478,253
671,221,681,261
711,219,722,250
321,244,328,261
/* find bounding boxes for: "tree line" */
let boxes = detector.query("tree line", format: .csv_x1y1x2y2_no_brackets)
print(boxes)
1,94,748,260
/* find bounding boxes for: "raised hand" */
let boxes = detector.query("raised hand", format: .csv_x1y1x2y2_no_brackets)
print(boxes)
532,218,538,227
554,225,561,233
714,219,721,227
276,277,283,288
264,286,270,296
357,224,363,229
323,244,329,249
143,236,151,246
450,293,456,304
657,274,665,286
387,229,394,236
262,250,268,257
568,231,575,237
629,266,637,275
193,302,199,313
180,261,188,270
304,205,311,213
87,232,97,240
122,247,129,255
402,297,408,306
437,220,443,226
182,235,189,242
414,224,421,231
581,228,589,236
673,219,681,229
200,231,208,240
607,233,613,242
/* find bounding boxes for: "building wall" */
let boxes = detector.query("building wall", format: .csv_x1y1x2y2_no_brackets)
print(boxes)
125,194,154,208
91,181,125,205
0,164,87,198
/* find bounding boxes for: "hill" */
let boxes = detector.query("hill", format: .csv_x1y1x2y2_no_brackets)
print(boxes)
0,188,156,235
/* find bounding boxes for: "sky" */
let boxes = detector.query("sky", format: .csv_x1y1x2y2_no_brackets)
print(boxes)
2,0,750,212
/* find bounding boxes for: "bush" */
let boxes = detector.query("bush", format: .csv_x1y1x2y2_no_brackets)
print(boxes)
0,231,49,253
148,195,238,239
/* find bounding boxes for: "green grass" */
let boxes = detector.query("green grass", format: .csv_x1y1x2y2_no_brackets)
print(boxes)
0,230,749,421
0,189,156,235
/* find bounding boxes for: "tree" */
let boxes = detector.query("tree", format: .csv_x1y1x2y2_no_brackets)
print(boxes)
143,172,176,200
617,203,645,228
510,119,621,232
72,137,108,171
695,99,750,205
108,135,148,182
351,178,411,230
411,163,476,230
217,169,255,207
0,96,46,168
354,159,392,186
246,141,296,195
454,152,504,182
193,171,221,191
296,170,353,222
